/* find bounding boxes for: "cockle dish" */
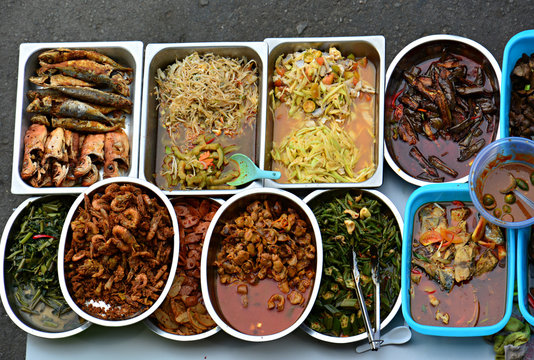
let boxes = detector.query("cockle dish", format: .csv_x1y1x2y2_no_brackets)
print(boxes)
201,189,322,341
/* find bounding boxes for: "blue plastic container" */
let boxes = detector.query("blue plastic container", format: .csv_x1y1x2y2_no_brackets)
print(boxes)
516,227,534,325
401,183,515,336
500,29,534,138
468,136,534,229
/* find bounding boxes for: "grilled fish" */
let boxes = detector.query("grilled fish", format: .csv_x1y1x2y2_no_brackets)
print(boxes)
38,48,132,72
51,86,132,110
51,117,122,133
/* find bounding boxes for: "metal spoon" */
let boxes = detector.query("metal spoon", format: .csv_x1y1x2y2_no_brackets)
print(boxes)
513,189,534,212
370,246,380,350
356,325,412,353
226,153,281,186
352,249,377,350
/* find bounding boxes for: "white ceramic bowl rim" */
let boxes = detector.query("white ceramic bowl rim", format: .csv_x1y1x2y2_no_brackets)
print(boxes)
0,195,91,338
299,189,404,343
57,177,180,327
200,187,323,342
384,34,502,187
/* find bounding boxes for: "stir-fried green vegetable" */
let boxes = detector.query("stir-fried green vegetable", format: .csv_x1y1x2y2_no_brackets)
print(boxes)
271,123,375,183
6,198,78,330
305,191,401,337
160,135,240,190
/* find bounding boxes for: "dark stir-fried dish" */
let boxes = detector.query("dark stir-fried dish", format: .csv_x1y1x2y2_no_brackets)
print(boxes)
22,48,132,187
152,198,218,335
410,202,507,327
388,50,498,182
6,198,83,331
213,200,316,335
64,183,174,320
509,53,534,139
305,192,401,337
479,161,534,222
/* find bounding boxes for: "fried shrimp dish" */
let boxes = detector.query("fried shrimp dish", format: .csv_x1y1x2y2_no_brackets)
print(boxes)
64,183,174,320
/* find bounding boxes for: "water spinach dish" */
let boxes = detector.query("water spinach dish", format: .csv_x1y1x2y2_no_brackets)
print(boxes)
5,197,83,332
270,47,377,183
305,191,401,337
410,202,507,327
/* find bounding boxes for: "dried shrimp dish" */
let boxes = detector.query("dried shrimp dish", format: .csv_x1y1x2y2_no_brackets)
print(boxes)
212,199,317,336
4,197,85,333
151,198,219,336
155,52,259,190
270,47,377,183
63,182,175,321
22,48,133,188
304,191,401,337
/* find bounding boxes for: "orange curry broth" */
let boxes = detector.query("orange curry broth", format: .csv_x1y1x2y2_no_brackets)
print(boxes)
272,62,376,183
215,278,312,336
410,202,507,327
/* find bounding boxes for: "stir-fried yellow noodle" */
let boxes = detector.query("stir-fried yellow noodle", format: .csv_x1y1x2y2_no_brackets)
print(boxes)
155,52,259,140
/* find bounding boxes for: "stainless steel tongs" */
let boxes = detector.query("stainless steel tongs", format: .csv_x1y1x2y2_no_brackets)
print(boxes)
370,245,382,350
352,248,378,350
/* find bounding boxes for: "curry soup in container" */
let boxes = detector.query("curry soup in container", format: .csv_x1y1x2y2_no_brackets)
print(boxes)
262,36,385,189
401,183,514,336
384,35,501,187
140,42,267,196
201,188,323,341
12,42,143,195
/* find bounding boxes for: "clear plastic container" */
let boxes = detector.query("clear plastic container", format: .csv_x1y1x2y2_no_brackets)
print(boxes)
469,136,534,229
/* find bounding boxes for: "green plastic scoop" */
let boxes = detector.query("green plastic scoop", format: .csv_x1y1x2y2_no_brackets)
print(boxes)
227,153,281,186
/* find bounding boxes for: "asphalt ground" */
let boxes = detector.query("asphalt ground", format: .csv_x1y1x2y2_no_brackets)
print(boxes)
1,0,533,358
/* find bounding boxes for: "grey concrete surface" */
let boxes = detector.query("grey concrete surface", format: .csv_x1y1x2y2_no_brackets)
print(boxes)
0,0,533,358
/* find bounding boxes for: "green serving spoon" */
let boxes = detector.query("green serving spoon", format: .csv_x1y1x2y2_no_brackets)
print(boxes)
227,153,281,186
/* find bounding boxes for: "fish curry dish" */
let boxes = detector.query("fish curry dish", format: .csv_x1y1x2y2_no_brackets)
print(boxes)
410,202,507,327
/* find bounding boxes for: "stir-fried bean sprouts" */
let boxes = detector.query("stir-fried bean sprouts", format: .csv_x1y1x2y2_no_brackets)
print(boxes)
155,52,259,140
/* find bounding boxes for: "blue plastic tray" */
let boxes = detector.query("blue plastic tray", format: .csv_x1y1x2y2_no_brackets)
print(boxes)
516,227,534,325
401,183,515,336
500,29,534,138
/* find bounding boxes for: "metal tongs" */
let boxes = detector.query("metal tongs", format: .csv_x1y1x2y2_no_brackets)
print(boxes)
352,248,379,351
370,245,381,350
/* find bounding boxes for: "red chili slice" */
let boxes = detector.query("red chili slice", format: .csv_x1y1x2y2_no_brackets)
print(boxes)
32,234,55,239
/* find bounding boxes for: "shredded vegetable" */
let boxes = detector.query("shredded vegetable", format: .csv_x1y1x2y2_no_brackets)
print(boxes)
271,123,375,183
155,52,259,140
270,47,375,125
